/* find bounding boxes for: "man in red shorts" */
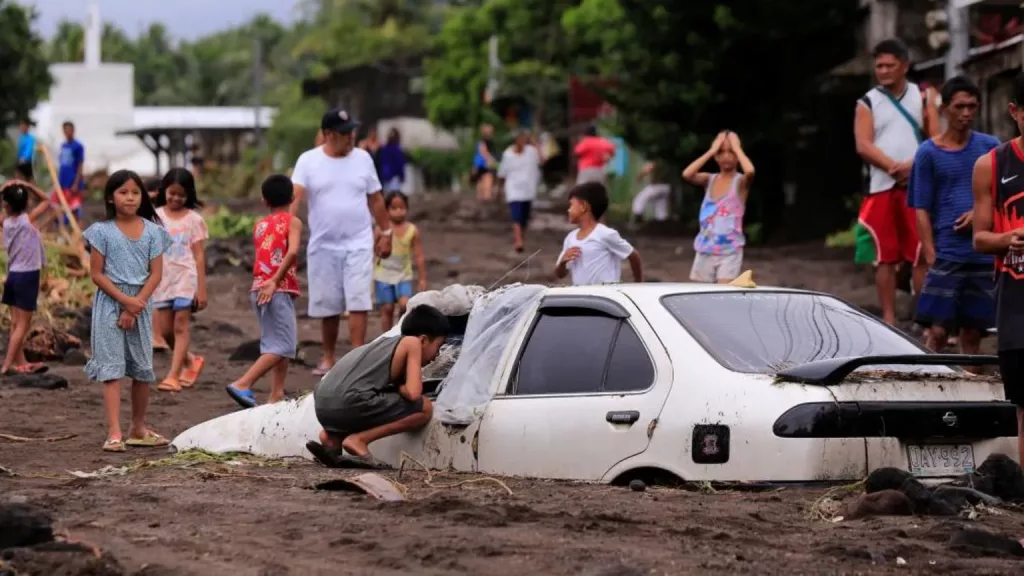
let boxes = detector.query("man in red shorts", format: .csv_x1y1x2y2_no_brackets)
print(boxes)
853,38,938,325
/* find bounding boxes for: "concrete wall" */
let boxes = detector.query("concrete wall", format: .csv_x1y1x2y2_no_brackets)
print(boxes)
35,63,155,176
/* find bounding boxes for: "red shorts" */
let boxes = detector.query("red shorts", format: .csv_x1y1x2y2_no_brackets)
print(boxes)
856,188,920,265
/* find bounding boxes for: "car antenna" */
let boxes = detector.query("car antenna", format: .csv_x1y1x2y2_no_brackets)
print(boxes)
488,249,543,290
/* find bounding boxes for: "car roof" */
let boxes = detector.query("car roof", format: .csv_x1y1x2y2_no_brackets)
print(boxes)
544,282,818,298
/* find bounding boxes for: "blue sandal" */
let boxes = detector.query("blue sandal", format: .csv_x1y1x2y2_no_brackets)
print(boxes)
225,385,257,409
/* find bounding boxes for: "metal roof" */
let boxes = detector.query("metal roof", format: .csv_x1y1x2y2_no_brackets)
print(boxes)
116,106,277,135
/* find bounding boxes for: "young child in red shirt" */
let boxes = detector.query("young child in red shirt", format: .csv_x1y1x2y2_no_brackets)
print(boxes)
225,174,302,408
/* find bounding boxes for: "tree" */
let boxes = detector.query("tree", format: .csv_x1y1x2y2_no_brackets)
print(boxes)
0,1,52,147
561,0,863,167
424,0,586,131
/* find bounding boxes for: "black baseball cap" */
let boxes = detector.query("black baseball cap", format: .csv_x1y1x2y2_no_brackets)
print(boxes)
321,107,361,133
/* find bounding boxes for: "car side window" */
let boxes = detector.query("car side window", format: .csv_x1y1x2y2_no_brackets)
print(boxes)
605,322,654,392
513,310,655,396
515,313,618,395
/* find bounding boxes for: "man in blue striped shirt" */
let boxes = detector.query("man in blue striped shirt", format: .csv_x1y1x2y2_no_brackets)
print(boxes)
909,76,1000,353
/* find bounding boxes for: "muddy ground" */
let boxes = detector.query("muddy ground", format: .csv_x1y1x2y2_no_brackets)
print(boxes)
2,194,1022,575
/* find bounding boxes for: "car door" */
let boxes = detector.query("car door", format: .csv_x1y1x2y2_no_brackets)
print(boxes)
476,293,673,481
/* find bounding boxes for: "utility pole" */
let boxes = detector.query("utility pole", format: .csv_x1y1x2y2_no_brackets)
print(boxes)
253,37,264,148
945,1,968,80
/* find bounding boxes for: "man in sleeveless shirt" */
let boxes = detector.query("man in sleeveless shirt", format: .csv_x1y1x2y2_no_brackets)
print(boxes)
854,38,939,325
972,71,1024,466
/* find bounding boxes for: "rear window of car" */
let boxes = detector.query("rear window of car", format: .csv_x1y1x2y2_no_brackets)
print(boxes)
661,291,930,374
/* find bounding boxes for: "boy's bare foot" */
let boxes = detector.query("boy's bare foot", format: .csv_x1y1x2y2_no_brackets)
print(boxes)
341,436,370,457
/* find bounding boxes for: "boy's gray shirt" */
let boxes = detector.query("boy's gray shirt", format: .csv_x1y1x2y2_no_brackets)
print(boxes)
314,335,402,411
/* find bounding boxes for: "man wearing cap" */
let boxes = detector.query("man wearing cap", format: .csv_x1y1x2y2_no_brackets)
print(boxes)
291,108,394,375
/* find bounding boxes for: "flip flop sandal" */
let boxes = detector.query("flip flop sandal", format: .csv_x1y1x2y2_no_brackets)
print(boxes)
12,363,48,375
157,378,181,392
306,441,345,468
338,454,390,470
125,432,169,448
225,385,257,409
102,438,126,452
180,355,206,387
312,365,332,377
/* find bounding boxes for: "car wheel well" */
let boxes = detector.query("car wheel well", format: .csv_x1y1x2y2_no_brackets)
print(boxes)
610,467,684,487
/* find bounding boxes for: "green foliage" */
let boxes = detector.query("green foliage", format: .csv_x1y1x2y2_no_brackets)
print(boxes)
0,1,52,136
825,222,858,248
407,147,465,189
425,0,587,131
47,15,291,107
561,0,863,167
206,206,259,239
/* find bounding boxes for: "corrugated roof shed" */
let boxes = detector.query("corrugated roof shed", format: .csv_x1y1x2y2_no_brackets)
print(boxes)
120,106,277,134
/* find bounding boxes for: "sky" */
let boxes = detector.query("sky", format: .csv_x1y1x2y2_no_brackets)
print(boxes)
27,0,301,40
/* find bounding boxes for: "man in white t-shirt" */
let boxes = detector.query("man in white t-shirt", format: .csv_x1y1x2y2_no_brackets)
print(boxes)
291,108,393,375
555,182,643,285
497,129,543,252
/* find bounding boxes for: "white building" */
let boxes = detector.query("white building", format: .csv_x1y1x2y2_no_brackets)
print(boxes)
30,2,275,177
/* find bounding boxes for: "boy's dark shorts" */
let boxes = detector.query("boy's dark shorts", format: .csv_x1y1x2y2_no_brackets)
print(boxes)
997,349,1024,408
914,259,995,332
314,390,424,438
2,270,40,312
15,161,32,180
508,201,532,228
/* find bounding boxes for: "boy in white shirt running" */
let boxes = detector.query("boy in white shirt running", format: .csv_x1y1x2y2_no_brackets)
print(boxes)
555,182,643,285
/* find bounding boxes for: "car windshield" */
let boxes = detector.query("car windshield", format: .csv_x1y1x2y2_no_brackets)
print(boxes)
661,291,946,375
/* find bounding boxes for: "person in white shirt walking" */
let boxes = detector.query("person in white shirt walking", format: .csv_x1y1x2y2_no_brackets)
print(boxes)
497,129,544,253
555,182,643,285
290,108,394,375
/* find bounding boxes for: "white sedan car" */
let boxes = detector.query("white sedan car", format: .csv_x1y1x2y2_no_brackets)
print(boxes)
173,282,1019,483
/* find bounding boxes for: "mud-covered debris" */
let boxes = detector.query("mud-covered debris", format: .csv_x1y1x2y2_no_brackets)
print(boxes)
845,489,913,519
974,454,1024,502
314,473,405,501
62,348,89,366
948,527,1024,557
3,373,69,391
2,542,126,576
0,503,54,549
24,325,82,362
228,339,263,362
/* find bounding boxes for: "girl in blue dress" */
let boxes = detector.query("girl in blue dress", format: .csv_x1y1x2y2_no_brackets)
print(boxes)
83,170,171,452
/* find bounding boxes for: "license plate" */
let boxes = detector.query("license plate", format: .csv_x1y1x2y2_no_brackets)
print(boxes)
906,444,975,477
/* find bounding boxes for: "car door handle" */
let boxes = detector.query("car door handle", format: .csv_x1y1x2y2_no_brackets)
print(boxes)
606,411,640,425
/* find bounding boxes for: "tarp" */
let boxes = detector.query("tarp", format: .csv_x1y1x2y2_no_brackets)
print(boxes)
408,283,547,425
